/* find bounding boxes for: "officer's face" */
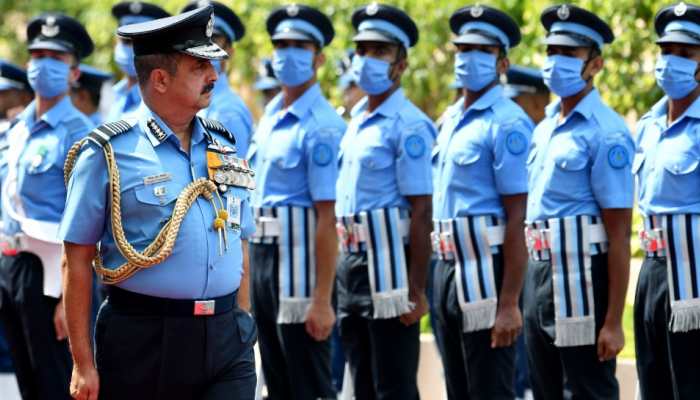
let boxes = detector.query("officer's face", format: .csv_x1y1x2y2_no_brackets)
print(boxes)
456,43,509,74
164,54,218,112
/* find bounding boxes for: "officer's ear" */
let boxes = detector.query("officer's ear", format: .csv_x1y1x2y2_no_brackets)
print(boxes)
69,65,81,86
150,68,172,94
391,46,408,79
497,53,510,76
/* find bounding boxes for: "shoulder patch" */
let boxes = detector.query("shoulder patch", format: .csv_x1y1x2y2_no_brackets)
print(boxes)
405,134,427,158
86,119,137,147
312,143,333,166
505,131,528,155
199,117,236,144
608,144,629,169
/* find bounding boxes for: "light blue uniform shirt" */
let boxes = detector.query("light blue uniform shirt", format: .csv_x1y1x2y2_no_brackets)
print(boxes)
636,96,700,215
105,78,141,123
2,96,92,235
59,104,255,299
433,85,533,219
526,89,634,222
336,89,437,216
88,111,102,126
248,83,345,208
199,72,254,157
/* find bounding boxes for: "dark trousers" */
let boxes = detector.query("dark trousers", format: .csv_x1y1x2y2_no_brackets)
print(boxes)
432,256,515,400
250,243,335,400
634,256,700,400
523,254,619,400
0,252,71,400
95,290,256,400
337,252,420,400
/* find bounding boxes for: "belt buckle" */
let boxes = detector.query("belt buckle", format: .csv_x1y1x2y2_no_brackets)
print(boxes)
640,229,664,252
525,228,546,251
194,300,215,316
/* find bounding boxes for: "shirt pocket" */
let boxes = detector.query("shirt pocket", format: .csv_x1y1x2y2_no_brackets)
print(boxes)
269,144,303,170
359,145,393,171
553,149,589,172
25,146,60,175
450,147,481,167
132,180,180,239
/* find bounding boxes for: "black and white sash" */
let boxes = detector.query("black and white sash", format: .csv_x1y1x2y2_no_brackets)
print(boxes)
432,216,505,332
525,215,607,347
337,207,411,319
641,214,700,332
252,206,316,324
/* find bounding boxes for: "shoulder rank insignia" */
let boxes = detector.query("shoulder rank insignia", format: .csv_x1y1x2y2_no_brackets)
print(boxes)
198,116,236,144
147,118,167,142
86,119,138,147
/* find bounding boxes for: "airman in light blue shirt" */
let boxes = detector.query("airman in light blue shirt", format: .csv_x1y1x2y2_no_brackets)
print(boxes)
181,1,254,157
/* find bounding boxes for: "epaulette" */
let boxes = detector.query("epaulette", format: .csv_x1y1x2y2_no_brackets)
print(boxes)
198,116,236,144
86,119,137,147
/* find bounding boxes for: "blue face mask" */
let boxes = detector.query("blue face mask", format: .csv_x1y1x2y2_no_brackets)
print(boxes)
352,55,395,95
655,54,699,100
455,50,498,92
272,47,314,87
114,41,136,77
542,55,587,98
27,57,70,98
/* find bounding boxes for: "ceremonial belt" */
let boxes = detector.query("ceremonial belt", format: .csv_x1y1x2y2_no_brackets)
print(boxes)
432,216,505,332
108,286,238,317
336,208,412,319
525,215,608,347
640,214,700,332
251,206,317,324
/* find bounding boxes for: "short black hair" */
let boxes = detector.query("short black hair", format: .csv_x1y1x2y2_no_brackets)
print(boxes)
72,85,101,108
134,53,180,86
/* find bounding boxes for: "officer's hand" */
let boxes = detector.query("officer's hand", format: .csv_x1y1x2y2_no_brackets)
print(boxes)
54,300,68,341
597,322,624,362
70,363,99,400
305,301,336,341
400,291,428,326
490,304,522,348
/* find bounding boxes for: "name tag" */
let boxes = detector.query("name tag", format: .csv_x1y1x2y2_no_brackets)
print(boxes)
227,196,241,229
143,173,172,185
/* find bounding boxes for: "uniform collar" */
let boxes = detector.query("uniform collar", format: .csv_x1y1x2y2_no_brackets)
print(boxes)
545,88,602,122
138,103,206,147
467,85,504,112
351,88,406,119
18,95,75,130
649,94,700,122
285,83,322,120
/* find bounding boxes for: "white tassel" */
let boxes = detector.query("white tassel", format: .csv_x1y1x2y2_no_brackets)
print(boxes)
460,298,498,333
554,316,595,347
372,289,411,319
277,298,311,324
670,298,700,332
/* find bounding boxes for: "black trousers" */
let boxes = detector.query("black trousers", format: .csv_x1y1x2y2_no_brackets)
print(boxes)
337,251,420,400
250,243,335,400
523,254,619,400
432,255,515,400
634,256,700,400
0,252,71,400
95,290,257,400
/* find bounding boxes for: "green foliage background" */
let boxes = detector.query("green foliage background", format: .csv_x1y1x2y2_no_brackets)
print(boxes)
0,0,665,121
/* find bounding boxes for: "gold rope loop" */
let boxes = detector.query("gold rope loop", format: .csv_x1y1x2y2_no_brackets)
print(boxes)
64,138,218,284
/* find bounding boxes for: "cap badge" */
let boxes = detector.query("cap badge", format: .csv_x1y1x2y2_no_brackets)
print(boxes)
287,4,299,17
470,5,484,18
367,2,379,16
41,16,59,38
675,2,688,17
129,2,143,15
197,0,211,7
557,4,570,20
206,14,214,37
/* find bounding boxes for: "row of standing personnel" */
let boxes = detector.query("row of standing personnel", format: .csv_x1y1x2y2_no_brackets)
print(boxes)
0,1,698,400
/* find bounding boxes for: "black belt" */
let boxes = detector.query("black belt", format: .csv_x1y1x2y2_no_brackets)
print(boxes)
107,286,238,316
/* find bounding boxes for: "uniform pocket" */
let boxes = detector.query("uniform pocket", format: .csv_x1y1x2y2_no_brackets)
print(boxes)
359,145,393,170
235,308,257,345
133,181,179,206
450,147,481,167
553,150,589,172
